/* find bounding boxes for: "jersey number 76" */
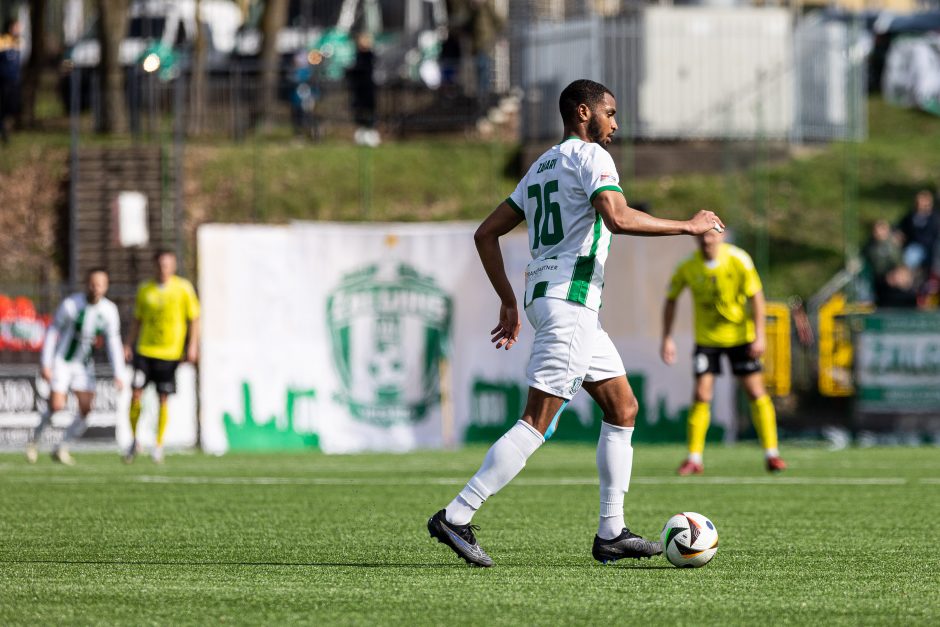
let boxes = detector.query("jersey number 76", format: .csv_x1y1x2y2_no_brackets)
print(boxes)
528,180,564,249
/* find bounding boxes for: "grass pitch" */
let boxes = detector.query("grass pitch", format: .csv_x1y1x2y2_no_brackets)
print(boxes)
1,444,937,625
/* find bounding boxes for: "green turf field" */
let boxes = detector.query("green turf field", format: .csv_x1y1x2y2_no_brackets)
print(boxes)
1,444,937,625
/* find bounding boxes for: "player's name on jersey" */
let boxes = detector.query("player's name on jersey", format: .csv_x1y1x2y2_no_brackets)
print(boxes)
536,157,559,174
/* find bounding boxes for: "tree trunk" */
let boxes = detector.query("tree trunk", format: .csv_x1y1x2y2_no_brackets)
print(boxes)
20,0,47,128
259,0,287,127
188,0,206,134
96,0,128,133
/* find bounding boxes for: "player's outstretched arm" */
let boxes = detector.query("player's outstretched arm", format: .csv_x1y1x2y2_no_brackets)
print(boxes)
474,202,524,350
593,191,724,236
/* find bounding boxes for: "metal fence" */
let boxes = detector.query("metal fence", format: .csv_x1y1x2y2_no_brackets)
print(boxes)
60,7,869,145
513,7,867,143
65,60,495,143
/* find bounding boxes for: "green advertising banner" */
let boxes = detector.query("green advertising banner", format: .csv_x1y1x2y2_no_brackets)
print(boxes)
855,312,940,413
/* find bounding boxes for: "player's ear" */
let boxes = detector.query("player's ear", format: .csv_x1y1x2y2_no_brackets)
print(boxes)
577,102,591,122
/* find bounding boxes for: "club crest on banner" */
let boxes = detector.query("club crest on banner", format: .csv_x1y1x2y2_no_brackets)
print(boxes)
326,263,452,427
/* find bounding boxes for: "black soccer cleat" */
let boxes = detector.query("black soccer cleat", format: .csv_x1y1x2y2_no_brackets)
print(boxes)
592,528,663,564
427,509,494,568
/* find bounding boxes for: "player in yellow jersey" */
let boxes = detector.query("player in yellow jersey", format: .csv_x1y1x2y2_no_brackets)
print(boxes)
122,250,200,463
660,229,786,475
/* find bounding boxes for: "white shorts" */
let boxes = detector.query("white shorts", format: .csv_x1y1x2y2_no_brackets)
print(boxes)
524,297,626,399
49,359,96,394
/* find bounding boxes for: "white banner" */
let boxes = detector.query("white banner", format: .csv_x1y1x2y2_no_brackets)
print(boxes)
0,364,197,451
199,222,735,454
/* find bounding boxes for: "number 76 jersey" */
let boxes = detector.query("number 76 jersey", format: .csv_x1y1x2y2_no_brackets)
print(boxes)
506,137,622,312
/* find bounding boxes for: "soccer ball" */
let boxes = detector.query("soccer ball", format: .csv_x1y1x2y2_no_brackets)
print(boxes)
660,512,719,568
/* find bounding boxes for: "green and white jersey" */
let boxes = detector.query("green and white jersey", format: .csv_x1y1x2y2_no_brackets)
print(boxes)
506,137,622,312
40,293,124,370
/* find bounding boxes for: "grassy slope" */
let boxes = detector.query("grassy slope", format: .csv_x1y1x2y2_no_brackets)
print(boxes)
1,445,938,625
186,139,517,225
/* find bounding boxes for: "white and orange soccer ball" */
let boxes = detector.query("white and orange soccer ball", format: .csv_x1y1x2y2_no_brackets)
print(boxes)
660,512,719,568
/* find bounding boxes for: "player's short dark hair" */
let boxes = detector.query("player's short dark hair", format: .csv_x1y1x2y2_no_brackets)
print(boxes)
86,267,109,279
559,79,613,125
153,248,176,261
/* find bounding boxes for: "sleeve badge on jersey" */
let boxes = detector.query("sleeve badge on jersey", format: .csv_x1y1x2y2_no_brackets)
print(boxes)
599,172,617,183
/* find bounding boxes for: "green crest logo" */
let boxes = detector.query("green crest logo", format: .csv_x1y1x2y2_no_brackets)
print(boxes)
326,263,452,427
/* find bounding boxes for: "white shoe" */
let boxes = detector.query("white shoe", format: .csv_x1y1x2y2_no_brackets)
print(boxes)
25,443,38,464
152,446,165,464
52,448,76,466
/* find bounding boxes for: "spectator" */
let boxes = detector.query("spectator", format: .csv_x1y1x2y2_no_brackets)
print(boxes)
439,28,462,92
289,52,318,140
896,189,940,276
879,265,919,308
863,219,903,281
918,237,940,309
346,32,379,147
0,18,22,144
467,0,504,106
864,219,918,307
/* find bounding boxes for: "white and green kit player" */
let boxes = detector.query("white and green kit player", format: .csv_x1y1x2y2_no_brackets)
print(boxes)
427,79,725,567
27,269,125,465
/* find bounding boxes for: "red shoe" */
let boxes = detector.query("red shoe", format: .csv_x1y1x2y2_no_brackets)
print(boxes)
677,459,704,476
766,456,787,473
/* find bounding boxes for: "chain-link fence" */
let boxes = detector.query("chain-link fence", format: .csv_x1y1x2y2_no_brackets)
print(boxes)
65,61,499,142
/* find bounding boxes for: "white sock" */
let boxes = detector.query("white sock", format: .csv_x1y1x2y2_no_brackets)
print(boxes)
688,452,704,464
30,407,53,444
597,422,634,540
61,414,87,446
764,447,779,459
445,420,544,525
444,494,477,526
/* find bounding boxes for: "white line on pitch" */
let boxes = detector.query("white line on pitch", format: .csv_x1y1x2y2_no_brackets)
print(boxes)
1,475,913,487
130,475,908,486
637,476,908,486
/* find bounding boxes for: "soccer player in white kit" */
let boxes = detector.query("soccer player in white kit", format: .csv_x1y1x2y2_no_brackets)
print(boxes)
26,269,126,465
427,79,725,567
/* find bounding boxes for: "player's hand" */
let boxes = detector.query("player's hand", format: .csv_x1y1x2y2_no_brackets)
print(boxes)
113,376,125,392
687,210,725,235
124,345,133,362
661,337,677,365
749,336,766,360
41,367,52,383
186,345,199,364
490,302,521,350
